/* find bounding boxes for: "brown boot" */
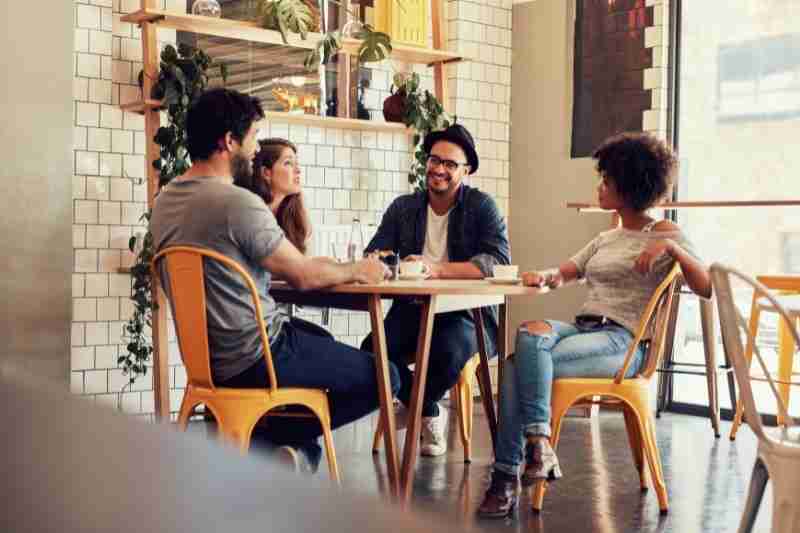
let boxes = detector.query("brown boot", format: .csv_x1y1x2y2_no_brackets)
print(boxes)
477,470,518,519
521,435,562,487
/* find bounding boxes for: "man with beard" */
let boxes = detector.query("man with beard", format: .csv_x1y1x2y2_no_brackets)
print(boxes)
361,124,511,456
150,88,400,473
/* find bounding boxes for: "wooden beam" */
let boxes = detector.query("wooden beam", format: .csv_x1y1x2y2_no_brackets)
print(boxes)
430,0,448,109
140,0,170,422
567,200,800,211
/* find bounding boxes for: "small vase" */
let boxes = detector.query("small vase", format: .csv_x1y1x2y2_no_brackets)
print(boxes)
383,90,406,123
191,0,221,17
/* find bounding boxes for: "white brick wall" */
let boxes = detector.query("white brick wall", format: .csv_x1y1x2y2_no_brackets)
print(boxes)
71,0,512,415
644,0,670,138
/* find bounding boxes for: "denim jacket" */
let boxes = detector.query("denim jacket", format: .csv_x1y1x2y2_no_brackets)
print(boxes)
366,184,511,350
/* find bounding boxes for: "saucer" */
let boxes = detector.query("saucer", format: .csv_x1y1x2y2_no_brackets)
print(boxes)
487,277,522,285
399,272,431,281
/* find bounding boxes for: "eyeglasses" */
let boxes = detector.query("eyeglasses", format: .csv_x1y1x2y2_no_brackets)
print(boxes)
426,155,468,172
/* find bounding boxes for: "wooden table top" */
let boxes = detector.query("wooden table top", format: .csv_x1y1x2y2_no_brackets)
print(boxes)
270,278,546,297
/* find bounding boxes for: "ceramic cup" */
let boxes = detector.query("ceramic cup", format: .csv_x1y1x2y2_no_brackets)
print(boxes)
492,265,519,279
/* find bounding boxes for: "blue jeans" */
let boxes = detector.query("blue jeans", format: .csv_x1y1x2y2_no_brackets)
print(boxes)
219,321,401,450
360,303,493,417
494,320,644,476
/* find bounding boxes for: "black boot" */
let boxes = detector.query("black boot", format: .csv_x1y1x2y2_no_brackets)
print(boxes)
477,469,518,518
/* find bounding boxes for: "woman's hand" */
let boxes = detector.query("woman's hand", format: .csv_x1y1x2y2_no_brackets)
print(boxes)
521,271,543,287
634,239,674,274
522,269,562,289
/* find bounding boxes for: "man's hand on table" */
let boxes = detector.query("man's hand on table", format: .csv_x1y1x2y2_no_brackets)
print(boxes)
352,258,391,284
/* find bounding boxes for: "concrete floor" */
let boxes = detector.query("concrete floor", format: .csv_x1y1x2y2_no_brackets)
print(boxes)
308,403,771,532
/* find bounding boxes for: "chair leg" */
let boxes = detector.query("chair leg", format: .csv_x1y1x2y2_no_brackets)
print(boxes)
463,378,474,464
454,370,474,463
531,398,569,512
177,393,195,431
321,420,341,485
639,413,668,514
776,317,795,426
623,406,648,492
699,297,721,438
372,416,384,453
738,458,769,533
731,306,761,440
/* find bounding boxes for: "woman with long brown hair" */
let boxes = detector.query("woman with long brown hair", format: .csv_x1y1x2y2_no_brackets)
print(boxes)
235,138,311,254
235,138,333,348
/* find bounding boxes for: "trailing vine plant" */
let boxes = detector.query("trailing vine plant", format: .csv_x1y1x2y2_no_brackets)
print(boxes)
391,72,454,191
120,43,216,397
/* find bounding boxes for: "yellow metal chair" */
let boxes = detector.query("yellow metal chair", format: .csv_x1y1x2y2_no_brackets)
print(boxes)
153,246,340,482
729,274,800,440
532,263,682,515
371,354,483,462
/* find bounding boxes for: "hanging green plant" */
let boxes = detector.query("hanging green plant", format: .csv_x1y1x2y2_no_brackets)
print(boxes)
256,0,314,43
121,43,215,395
389,72,454,191
255,0,392,69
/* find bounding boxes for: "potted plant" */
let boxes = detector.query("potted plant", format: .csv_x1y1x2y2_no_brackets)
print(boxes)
255,0,393,68
384,72,454,191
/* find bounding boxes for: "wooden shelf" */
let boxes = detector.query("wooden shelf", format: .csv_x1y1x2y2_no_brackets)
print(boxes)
118,99,411,132
567,200,800,212
120,99,161,114
120,8,464,65
267,111,410,132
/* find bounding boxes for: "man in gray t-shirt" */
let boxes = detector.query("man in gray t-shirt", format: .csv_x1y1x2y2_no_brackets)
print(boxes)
150,88,399,471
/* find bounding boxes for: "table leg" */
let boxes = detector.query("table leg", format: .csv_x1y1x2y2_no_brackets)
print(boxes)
497,301,508,406
400,295,437,503
471,309,498,451
699,298,721,438
367,294,401,500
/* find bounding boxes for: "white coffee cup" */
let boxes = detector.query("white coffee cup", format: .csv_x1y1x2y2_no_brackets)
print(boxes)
400,261,427,276
492,264,519,279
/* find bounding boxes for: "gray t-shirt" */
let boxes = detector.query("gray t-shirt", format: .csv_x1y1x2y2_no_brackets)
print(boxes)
150,177,289,382
569,226,700,335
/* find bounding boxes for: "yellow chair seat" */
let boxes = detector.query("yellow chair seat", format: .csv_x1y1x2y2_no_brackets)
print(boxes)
532,263,682,515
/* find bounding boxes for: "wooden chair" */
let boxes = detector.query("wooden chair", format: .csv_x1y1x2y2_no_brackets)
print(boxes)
711,264,800,533
371,354,483,462
729,274,800,440
153,246,339,482
532,263,682,515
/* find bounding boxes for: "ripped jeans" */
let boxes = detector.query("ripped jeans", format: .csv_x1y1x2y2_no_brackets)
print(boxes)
493,319,644,476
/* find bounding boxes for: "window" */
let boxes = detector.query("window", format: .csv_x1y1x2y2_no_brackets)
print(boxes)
670,0,800,417
717,33,800,122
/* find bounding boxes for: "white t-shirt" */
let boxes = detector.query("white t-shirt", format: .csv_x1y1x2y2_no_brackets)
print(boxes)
422,205,451,264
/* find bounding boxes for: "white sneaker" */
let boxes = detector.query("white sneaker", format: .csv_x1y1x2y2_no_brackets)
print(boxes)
420,408,448,456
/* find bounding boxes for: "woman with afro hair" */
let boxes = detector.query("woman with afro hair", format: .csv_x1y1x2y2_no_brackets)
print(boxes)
478,132,711,518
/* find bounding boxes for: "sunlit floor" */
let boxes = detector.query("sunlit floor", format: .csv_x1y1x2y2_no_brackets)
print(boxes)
207,402,772,532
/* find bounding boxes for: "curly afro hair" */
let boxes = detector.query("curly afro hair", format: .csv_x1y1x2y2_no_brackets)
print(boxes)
592,132,678,211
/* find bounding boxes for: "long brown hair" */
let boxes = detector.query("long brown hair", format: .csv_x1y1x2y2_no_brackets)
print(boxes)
234,138,311,254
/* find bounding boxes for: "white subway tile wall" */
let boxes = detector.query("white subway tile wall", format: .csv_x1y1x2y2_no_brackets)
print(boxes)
71,0,512,415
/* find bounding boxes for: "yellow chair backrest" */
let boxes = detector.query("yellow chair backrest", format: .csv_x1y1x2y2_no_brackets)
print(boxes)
615,262,683,383
152,246,278,392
